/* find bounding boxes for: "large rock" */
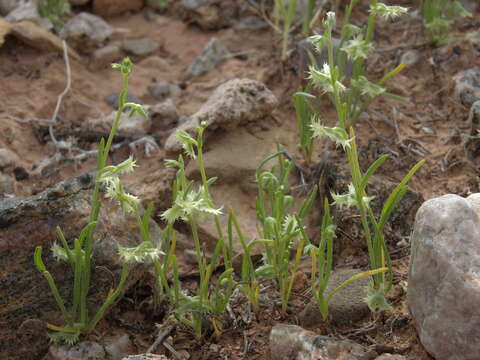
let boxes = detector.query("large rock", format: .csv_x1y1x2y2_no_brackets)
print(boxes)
0,173,161,359
408,193,480,360
269,324,372,360
164,78,278,153
93,0,143,17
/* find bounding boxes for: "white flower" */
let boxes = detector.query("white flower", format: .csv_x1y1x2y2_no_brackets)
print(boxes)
161,187,222,223
331,183,374,209
310,117,353,150
118,242,164,264
103,176,140,213
323,11,336,29
308,64,346,94
351,76,386,97
342,36,373,60
176,130,197,159
370,3,408,20
51,243,69,262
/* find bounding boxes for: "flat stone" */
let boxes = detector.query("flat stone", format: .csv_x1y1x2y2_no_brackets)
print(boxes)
49,341,106,360
148,82,181,101
89,44,122,71
87,110,152,138
122,355,169,360
104,334,134,360
408,193,480,360
10,21,80,60
60,12,113,46
186,37,229,78
269,324,372,360
179,0,238,30
165,78,278,153
139,56,170,71
93,0,143,17
298,268,370,327
375,355,406,360
105,91,140,110
122,38,159,56
150,99,179,131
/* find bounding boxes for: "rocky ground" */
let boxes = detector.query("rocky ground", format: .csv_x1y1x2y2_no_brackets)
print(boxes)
1,0,480,359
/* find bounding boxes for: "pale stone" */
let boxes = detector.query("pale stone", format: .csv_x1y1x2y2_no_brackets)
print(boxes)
408,193,480,360
164,78,278,153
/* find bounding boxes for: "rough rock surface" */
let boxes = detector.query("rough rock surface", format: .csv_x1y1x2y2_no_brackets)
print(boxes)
89,44,122,71
164,78,278,153
0,0,22,15
10,21,81,60
453,67,480,107
186,37,229,77
87,110,152,138
178,0,239,30
408,193,480,360
0,173,161,359
269,324,373,360
60,12,113,52
298,269,371,327
0,173,14,197
122,355,169,360
122,38,160,56
93,0,143,17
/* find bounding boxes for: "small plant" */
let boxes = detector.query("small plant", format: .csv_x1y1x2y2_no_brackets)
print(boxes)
294,89,315,164
306,199,388,319
149,0,171,10
255,148,317,313
38,0,71,31
421,0,471,46
229,207,265,314
160,124,235,339
303,0,317,35
273,0,299,60
306,6,424,311
34,58,162,344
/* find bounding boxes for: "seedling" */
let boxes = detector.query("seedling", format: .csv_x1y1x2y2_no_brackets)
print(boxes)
294,89,315,164
273,0,299,60
161,124,235,339
421,0,471,46
255,148,317,313
306,7,424,311
34,58,162,344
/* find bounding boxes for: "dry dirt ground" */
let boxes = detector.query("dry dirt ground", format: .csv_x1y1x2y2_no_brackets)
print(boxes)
1,1,480,359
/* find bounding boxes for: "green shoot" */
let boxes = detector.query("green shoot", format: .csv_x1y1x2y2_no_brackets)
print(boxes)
161,123,235,339
273,0,299,60
306,6,424,311
421,0,471,46
38,0,70,31
255,147,317,313
34,58,161,343
294,89,315,164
